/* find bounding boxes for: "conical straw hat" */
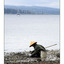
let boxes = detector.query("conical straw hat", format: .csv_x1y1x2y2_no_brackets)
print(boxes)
30,41,37,47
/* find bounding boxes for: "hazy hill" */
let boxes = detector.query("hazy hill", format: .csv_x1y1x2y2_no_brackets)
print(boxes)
4,5,60,14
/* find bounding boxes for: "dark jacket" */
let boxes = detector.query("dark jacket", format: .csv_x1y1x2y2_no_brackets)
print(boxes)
31,44,46,58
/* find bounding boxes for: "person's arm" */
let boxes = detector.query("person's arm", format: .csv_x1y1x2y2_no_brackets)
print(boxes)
31,50,37,57
31,47,40,57
31,50,34,54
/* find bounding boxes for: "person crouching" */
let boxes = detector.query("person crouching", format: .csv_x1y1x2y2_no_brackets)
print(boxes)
29,41,47,61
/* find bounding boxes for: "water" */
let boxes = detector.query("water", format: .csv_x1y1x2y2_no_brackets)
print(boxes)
5,15,60,52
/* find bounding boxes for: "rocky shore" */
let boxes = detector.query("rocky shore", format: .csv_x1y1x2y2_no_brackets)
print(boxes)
4,50,60,64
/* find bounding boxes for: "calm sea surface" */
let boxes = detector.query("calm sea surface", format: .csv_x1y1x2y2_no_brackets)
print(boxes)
5,15,60,52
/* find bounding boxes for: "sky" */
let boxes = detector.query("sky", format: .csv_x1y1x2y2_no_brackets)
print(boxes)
5,0,59,8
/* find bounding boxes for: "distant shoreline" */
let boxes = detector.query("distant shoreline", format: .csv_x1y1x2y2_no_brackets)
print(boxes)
4,5,60,15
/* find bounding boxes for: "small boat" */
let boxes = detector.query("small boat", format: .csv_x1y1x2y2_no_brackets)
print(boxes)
17,9,20,15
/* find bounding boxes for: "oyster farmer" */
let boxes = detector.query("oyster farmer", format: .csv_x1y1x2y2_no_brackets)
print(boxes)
29,41,47,61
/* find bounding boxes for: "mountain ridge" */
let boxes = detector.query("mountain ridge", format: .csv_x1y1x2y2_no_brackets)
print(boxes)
4,5,60,15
